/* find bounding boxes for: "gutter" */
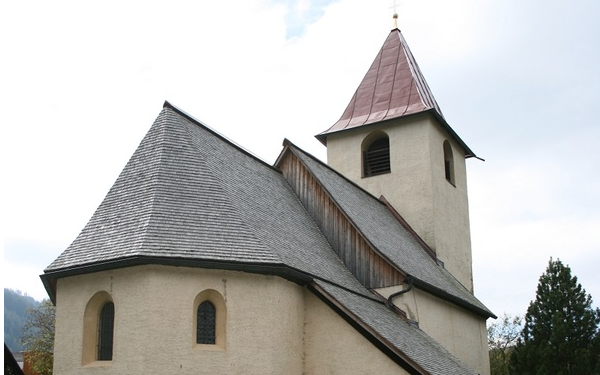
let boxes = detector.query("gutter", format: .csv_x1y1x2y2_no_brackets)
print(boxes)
387,276,414,308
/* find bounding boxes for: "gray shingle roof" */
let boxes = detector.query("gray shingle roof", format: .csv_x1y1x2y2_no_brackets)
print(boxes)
43,102,489,374
287,143,494,318
46,107,280,269
45,102,368,297
315,280,478,375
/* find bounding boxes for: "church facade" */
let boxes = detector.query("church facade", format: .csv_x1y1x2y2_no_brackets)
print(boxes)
42,27,495,375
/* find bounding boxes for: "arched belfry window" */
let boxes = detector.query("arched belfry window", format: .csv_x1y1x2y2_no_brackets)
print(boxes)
443,140,455,185
98,302,115,360
363,133,391,177
196,301,216,344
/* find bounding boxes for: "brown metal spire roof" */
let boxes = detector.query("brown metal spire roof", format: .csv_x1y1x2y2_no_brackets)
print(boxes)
321,28,442,133
317,29,476,158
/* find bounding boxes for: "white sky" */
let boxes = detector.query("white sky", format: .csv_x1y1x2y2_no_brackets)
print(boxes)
2,0,599,321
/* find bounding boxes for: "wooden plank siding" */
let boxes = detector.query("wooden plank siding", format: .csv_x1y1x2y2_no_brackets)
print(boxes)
278,151,405,289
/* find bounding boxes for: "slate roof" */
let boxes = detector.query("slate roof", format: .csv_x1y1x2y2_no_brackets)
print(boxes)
285,143,494,318
42,102,489,374
44,102,368,298
316,28,476,158
314,281,478,375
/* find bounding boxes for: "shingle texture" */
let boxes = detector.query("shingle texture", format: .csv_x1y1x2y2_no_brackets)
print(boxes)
43,102,489,374
316,280,478,375
45,105,367,296
46,108,281,269
288,144,493,317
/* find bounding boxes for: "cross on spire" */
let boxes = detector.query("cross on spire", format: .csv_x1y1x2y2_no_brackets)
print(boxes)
389,0,399,28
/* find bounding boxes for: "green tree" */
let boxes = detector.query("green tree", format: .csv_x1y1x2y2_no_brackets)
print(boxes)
511,258,600,375
488,314,522,375
21,299,55,375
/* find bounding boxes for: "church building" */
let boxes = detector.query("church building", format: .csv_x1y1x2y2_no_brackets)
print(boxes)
42,25,495,375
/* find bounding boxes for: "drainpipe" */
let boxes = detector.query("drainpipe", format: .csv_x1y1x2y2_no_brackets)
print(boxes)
387,276,414,308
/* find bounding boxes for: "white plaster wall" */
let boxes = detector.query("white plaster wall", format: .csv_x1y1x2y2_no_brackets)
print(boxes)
326,114,473,290
302,291,410,375
326,115,436,249
426,121,473,291
53,266,305,375
377,285,490,375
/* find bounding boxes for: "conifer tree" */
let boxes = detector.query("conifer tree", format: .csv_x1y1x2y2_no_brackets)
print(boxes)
511,258,600,375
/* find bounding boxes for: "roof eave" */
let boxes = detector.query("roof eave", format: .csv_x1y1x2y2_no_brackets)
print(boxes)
412,277,496,319
41,256,312,305
279,141,494,318
316,109,478,159
428,109,478,159
308,282,428,375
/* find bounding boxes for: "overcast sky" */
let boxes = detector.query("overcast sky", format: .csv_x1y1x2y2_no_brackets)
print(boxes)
3,0,599,321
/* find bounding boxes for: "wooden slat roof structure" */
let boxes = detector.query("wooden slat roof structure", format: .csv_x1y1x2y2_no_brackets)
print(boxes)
280,141,493,318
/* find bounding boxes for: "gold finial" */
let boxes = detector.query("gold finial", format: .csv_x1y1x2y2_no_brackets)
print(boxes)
390,0,399,29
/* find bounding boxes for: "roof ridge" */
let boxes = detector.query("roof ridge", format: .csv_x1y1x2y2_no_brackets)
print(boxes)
168,108,285,265
397,30,444,118
137,108,170,256
278,139,386,204
44,106,284,278
163,101,281,172
280,141,493,318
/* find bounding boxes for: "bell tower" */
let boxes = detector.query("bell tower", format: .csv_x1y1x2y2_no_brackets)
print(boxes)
316,28,478,292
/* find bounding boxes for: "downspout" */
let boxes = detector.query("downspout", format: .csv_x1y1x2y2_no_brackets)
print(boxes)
387,276,414,308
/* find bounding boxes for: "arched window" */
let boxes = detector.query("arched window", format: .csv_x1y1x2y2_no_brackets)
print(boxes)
98,302,115,360
443,140,455,185
196,301,216,344
363,134,390,177
193,290,226,348
82,291,114,365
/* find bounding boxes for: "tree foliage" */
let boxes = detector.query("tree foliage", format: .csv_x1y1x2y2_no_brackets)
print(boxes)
511,258,600,375
21,299,55,375
488,314,522,375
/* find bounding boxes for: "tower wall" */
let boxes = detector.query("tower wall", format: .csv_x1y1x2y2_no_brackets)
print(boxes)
325,113,473,291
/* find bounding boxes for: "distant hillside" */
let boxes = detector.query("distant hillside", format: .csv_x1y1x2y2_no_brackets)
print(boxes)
4,288,40,352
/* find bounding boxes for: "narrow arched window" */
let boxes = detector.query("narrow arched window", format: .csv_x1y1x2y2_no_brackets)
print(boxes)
196,301,216,344
443,140,455,185
193,290,226,348
97,302,114,360
363,136,390,177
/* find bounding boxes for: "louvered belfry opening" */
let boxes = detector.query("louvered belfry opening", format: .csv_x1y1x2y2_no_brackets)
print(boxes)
197,301,216,344
363,137,391,177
